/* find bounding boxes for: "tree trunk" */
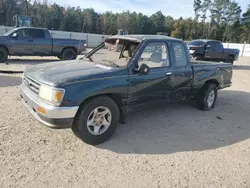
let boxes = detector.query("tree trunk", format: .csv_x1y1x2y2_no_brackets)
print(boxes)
223,25,228,42
25,0,29,14
248,31,250,44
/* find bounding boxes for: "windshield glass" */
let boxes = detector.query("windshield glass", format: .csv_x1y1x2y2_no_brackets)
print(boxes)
84,39,140,67
188,40,206,47
3,29,15,36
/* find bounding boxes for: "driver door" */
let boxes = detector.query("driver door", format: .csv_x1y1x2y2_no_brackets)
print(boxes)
127,40,175,108
9,29,34,55
204,41,216,60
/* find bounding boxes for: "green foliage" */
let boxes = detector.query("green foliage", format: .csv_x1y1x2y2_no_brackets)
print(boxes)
0,0,249,43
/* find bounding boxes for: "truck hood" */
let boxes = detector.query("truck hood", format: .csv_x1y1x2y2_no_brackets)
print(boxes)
24,60,115,86
0,36,8,41
187,45,202,50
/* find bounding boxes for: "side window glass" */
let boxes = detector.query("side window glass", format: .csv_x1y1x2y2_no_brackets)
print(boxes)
138,42,170,68
206,42,214,51
172,42,188,67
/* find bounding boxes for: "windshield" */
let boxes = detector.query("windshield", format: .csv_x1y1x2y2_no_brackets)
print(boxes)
3,29,15,36
188,40,206,47
84,39,140,67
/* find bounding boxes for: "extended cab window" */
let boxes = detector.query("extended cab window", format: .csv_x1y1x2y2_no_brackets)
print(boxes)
29,29,46,38
138,42,170,68
215,42,223,51
172,42,187,67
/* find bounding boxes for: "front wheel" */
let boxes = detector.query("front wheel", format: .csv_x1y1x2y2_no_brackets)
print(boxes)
0,47,8,63
72,96,120,145
196,83,218,111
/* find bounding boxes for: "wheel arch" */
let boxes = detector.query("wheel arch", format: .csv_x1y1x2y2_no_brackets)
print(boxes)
196,79,219,97
74,93,125,123
0,44,9,55
204,79,219,88
61,46,77,56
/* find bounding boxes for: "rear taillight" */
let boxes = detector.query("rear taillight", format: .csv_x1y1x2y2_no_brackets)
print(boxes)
84,42,87,47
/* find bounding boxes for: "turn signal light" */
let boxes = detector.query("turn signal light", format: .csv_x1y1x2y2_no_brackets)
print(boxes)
37,106,46,115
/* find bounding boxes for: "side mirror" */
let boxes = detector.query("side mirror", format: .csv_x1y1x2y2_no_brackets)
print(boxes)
138,63,150,75
12,33,18,38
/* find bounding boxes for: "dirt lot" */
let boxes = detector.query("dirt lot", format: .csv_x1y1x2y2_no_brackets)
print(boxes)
0,56,250,188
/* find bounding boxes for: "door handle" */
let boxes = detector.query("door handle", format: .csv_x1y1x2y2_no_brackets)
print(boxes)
28,39,33,42
166,72,172,76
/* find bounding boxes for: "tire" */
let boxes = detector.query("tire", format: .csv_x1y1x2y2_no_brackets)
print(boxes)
61,48,77,60
0,47,8,63
196,83,217,111
72,96,120,145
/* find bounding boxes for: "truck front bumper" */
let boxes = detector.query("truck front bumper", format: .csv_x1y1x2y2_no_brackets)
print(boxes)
20,84,79,129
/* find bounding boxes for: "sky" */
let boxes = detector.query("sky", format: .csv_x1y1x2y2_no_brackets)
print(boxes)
50,0,250,19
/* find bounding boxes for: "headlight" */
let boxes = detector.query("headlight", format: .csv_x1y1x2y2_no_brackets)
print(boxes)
39,85,65,105
189,50,195,54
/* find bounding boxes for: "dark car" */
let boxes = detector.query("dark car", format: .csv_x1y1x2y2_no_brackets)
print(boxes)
187,39,240,64
0,27,87,63
20,35,233,145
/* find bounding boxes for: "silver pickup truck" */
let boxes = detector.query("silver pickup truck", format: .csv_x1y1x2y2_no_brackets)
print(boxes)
0,27,87,63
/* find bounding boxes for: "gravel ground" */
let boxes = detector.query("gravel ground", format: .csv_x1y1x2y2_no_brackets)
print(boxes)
0,57,250,188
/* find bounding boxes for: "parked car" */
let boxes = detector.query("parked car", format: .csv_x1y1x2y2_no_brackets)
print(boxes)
0,27,87,63
187,39,240,64
20,35,233,145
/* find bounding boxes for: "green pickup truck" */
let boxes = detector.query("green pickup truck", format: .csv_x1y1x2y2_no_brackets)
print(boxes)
20,35,233,145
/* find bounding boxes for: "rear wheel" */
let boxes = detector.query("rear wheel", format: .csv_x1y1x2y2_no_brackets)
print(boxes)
72,96,120,145
196,83,217,111
0,47,8,63
61,48,77,60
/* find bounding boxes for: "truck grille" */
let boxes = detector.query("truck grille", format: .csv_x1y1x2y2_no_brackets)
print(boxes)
23,75,40,95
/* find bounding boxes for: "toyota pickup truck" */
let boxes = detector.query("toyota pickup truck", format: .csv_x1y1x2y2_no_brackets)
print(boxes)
187,39,240,64
20,35,233,145
0,27,87,63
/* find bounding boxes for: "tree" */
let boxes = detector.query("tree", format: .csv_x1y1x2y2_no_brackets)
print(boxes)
194,0,202,19
150,11,165,33
0,0,6,25
0,0,248,43
242,5,250,43
222,1,241,41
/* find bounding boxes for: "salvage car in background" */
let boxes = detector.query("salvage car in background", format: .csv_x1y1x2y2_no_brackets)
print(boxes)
20,35,233,145
0,27,87,63
187,39,240,64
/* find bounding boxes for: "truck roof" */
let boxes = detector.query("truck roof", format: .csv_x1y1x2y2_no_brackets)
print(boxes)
10,27,48,31
107,34,183,43
192,39,221,43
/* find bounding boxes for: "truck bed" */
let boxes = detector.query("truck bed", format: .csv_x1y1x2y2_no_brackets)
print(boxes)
191,60,230,66
191,60,233,90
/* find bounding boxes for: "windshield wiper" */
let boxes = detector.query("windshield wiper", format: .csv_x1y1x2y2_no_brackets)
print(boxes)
102,60,120,68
